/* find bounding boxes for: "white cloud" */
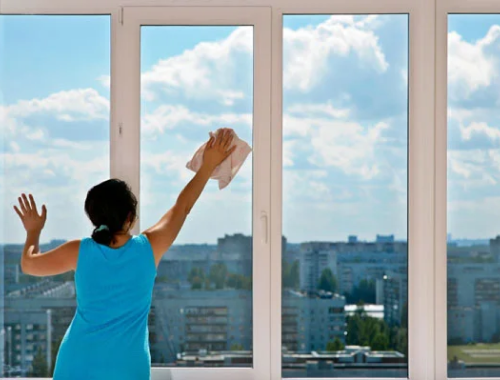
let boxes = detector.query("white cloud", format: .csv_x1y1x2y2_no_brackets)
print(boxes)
309,120,388,179
401,68,408,84
2,89,109,140
448,26,500,97
50,138,96,150
98,75,110,89
136,16,388,102
142,150,193,182
284,111,390,179
283,169,332,202
460,121,500,142
287,102,350,118
448,149,498,186
448,107,473,124
9,142,20,153
2,146,109,243
3,148,107,182
7,88,109,121
283,140,298,167
141,27,252,104
142,104,251,136
283,16,389,91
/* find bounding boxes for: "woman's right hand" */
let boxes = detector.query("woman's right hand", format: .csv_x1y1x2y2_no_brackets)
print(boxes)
202,128,236,171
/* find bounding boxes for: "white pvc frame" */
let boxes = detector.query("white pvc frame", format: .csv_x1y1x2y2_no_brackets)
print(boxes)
1,0,442,379
435,1,500,380
119,6,272,380
271,1,436,380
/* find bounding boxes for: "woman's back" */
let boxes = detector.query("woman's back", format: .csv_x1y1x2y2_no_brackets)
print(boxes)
53,235,157,380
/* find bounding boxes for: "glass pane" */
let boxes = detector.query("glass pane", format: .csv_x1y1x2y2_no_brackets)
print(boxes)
447,14,500,378
282,15,409,378
140,26,254,367
0,16,110,377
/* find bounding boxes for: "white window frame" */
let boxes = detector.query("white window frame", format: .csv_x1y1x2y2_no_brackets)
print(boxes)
272,1,436,379
118,6,272,380
1,0,443,379
435,1,500,380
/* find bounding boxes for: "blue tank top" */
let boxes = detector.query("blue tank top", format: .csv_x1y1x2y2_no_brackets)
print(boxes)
53,234,157,380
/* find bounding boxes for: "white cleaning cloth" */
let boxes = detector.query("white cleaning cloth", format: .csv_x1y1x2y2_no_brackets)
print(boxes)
186,130,252,190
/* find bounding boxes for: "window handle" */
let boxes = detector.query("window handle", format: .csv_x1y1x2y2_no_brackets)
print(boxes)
260,211,268,244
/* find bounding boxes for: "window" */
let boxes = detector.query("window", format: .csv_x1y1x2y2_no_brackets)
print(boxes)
281,14,408,378
127,7,271,373
446,14,500,379
1,0,471,379
1,14,110,378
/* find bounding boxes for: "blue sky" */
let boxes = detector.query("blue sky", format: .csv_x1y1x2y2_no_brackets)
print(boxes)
0,14,499,244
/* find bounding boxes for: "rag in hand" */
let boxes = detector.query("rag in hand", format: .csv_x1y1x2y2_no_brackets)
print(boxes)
186,130,252,190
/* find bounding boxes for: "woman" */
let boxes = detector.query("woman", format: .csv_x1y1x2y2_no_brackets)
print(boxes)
13,128,236,380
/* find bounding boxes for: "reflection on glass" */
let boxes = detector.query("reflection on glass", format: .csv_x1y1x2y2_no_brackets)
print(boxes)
447,14,500,379
282,15,409,378
0,16,110,377
140,26,254,367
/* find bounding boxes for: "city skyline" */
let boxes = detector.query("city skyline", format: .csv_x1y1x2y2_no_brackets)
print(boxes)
1,231,498,245
1,232,498,246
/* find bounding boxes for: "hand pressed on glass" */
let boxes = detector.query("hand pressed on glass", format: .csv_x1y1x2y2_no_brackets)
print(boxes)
13,193,80,276
202,128,237,171
13,193,47,234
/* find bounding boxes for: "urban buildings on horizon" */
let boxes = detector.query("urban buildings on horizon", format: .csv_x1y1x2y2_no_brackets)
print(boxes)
1,233,500,377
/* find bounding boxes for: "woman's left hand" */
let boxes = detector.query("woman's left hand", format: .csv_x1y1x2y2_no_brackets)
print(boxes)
14,194,47,234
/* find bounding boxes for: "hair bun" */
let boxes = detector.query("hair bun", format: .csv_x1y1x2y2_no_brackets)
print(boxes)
92,225,113,246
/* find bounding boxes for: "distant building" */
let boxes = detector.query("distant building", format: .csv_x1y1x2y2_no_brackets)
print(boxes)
382,270,408,327
158,234,282,281
348,236,358,244
448,260,500,342
376,279,384,305
376,235,395,244
282,290,345,353
150,287,253,364
217,234,252,276
345,304,384,320
5,263,20,286
151,286,346,364
4,309,52,377
299,242,337,293
5,284,77,375
490,236,500,261
334,241,407,295
448,307,475,343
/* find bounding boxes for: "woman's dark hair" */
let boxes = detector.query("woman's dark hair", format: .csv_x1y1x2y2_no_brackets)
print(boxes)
84,179,138,246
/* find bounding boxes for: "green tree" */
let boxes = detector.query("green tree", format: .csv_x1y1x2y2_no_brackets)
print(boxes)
204,278,211,290
227,274,252,290
346,312,390,350
282,260,300,290
188,267,206,290
345,279,376,304
390,326,408,358
209,263,228,289
326,337,345,352
30,346,48,377
371,333,389,350
318,268,337,293
230,343,244,351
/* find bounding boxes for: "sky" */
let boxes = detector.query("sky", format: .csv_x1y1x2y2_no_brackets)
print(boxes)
0,14,499,244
